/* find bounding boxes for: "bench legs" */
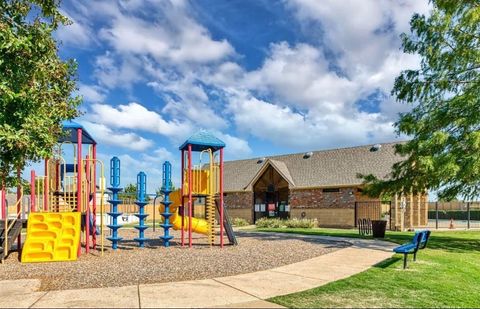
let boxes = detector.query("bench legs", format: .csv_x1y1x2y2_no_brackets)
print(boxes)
402,252,418,269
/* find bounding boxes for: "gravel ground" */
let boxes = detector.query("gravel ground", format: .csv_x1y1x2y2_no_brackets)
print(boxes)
0,229,350,291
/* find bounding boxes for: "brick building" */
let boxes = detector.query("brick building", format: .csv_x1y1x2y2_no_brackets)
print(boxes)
223,142,428,229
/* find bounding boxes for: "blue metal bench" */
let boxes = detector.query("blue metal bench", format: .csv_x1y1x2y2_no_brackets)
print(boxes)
393,230,431,269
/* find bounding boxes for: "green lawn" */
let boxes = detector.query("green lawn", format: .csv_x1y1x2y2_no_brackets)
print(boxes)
256,228,480,308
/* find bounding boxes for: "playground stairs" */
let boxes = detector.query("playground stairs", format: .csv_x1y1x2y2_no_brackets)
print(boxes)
0,219,26,261
21,212,81,263
215,198,238,245
206,194,216,245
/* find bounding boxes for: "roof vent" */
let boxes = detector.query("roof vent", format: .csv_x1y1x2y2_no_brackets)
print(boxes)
257,157,266,164
303,151,313,159
370,144,382,152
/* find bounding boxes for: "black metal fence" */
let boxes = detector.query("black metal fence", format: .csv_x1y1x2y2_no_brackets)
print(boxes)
428,201,480,229
354,201,392,230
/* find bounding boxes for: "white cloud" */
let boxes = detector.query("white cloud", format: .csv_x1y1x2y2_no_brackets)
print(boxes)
55,10,93,47
89,102,192,142
227,93,395,150
214,132,252,160
93,52,145,90
80,121,154,151
64,0,429,158
244,42,359,113
286,0,429,90
96,0,233,64
214,1,431,151
97,143,180,192
87,101,252,160
78,83,106,103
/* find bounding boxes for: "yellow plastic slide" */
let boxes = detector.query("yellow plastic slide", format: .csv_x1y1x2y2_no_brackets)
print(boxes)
22,212,81,263
159,189,209,235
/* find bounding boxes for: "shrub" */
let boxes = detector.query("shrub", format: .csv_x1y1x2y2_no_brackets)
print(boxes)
284,218,315,229
232,217,250,227
255,217,284,228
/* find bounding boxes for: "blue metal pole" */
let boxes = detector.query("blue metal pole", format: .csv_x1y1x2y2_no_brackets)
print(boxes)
107,157,123,250
134,172,149,247
160,161,173,247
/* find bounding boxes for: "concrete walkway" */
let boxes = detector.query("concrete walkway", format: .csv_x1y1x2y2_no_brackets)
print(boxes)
0,234,395,308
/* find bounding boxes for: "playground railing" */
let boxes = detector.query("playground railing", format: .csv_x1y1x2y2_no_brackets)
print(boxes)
3,190,23,257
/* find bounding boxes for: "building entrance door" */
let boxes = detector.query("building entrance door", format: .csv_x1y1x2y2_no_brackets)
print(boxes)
266,191,277,218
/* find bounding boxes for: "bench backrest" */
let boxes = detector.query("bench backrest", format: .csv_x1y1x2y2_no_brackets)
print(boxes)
412,230,431,252
412,231,424,253
419,230,431,249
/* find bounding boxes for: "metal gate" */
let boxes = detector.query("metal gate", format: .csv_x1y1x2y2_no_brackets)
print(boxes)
355,201,392,230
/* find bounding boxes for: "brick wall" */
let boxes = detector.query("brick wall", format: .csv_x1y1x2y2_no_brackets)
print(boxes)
224,191,253,209
289,187,358,209
223,191,254,223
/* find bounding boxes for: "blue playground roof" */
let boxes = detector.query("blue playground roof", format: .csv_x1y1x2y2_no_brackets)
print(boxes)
59,120,96,144
179,130,226,152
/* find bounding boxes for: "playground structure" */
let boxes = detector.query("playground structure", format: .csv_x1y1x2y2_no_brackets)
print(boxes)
156,130,237,248
25,121,104,262
1,125,236,263
1,121,106,262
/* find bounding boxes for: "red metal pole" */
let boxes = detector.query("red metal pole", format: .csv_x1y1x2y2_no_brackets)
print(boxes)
181,149,185,247
77,128,82,212
1,183,5,220
77,128,82,256
92,144,97,249
188,144,192,248
44,159,48,211
55,161,59,212
16,167,22,251
220,148,224,248
85,155,90,253
30,170,36,212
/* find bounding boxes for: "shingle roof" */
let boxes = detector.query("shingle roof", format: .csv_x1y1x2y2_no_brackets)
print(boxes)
179,130,225,152
223,141,405,192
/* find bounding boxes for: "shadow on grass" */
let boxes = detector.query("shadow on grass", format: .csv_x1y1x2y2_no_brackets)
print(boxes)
253,228,480,253
373,256,401,268
421,235,480,252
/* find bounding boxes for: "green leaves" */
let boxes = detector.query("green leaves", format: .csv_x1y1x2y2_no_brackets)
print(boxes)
363,0,480,201
0,0,81,187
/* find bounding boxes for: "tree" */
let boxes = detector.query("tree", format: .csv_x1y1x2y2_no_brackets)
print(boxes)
21,178,30,195
118,183,137,201
0,1,81,189
362,1,480,201
155,183,176,196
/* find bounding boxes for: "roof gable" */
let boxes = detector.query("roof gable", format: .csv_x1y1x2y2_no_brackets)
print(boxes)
243,159,295,190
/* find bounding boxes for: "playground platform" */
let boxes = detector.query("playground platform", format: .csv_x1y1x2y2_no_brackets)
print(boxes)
0,234,395,308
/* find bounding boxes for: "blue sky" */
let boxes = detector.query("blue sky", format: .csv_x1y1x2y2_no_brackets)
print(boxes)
49,0,430,190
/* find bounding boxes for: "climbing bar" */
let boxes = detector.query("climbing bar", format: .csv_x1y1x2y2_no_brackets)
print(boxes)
107,157,123,250
134,172,149,247
160,161,174,247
